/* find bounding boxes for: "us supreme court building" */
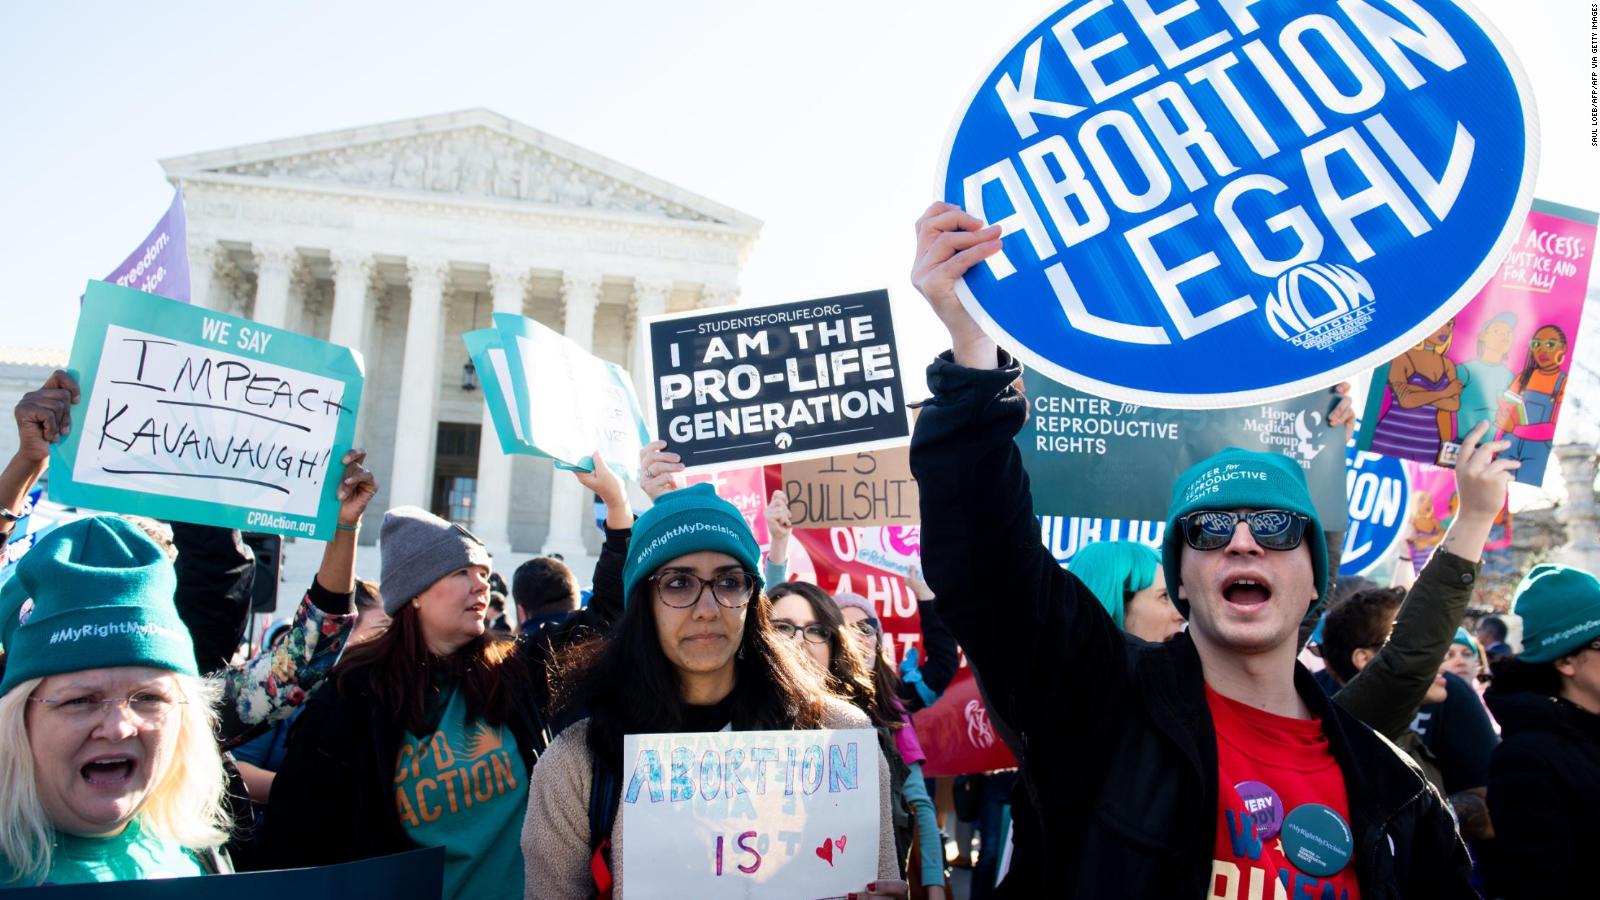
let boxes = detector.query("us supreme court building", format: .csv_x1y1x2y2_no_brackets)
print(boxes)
99,108,760,585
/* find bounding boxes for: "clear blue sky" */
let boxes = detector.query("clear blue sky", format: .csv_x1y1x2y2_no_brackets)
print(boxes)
2,0,1595,496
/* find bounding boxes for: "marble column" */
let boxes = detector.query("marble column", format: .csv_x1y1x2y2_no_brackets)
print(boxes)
251,243,295,328
187,238,219,310
354,275,388,518
389,258,449,511
541,271,602,559
328,248,372,352
287,263,316,336
1557,443,1600,571
629,277,673,406
474,263,528,558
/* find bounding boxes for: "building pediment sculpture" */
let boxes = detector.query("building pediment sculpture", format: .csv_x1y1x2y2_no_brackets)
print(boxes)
162,109,752,228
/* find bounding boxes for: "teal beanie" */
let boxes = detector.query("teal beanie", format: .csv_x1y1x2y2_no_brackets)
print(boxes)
1068,541,1160,632
621,483,763,605
1162,448,1328,619
1512,564,1600,663
0,516,194,696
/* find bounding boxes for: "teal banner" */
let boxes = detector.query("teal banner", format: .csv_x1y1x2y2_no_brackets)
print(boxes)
1018,372,1346,525
29,848,443,898
49,281,363,541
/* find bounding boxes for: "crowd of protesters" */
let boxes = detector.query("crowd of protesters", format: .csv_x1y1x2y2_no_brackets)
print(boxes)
0,206,1595,899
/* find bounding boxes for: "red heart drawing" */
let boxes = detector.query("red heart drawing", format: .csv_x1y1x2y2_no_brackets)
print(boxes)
815,837,834,866
836,835,848,852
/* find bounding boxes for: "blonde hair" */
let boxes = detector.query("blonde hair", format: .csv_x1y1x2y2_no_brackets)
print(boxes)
0,673,230,885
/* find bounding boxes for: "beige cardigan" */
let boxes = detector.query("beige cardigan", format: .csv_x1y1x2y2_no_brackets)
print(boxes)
521,698,898,898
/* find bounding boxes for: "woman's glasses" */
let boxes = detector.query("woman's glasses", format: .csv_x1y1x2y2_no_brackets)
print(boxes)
772,621,834,644
29,693,183,727
650,571,756,608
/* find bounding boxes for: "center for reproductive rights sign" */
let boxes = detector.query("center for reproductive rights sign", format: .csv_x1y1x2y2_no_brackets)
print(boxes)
940,0,1536,408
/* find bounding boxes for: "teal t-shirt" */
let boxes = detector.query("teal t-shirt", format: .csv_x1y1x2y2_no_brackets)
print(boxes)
1457,358,1515,439
395,687,529,900
0,817,204,886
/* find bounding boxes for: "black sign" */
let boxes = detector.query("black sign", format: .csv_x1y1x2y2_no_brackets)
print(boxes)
646,291,910,470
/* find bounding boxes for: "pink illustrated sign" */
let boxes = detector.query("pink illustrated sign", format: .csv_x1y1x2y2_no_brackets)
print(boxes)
1360,201,1596,485
1401,461,1512,573
684,466,770,546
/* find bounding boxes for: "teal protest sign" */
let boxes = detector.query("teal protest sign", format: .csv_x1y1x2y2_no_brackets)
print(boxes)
28,847,443,898
482,313,650,479
49,282,363,541
1018,371,1345,523
463,327,538,457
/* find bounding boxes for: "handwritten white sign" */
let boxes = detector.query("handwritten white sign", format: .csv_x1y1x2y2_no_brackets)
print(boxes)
621,728,878,899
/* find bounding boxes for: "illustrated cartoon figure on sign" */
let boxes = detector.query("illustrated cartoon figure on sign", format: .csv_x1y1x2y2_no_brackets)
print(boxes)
1405,491,1446,572
1454,312,1518,440
1369,319,1462,465
1497,324,1568,477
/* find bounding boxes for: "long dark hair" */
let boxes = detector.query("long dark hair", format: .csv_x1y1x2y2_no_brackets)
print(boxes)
336,603,519,734
1513,324,1568,391
860,640,908,732
550,576,829,775
768,582,894,729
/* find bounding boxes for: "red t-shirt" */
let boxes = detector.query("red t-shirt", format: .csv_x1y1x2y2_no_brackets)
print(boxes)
1206,685,1362,900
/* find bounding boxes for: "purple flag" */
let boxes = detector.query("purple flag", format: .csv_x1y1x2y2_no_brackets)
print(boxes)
105,190,190,302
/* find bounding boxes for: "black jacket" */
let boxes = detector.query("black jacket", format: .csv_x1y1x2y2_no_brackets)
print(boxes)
1483,663,1600,897
258,524,630,868
909,351,1474,898
170,523,256,675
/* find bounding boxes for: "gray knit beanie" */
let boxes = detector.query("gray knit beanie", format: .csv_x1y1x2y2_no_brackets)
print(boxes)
378,506,493,613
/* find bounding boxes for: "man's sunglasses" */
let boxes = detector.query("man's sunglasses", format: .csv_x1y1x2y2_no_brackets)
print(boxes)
1179,509,1310,552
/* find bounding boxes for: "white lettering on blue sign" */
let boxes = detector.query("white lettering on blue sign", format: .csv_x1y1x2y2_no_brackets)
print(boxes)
939,0,1535,407
1340,444,1410,574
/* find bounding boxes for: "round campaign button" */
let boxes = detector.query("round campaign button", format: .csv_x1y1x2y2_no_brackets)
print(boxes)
1234,781,1285,841
1281,803,1354,878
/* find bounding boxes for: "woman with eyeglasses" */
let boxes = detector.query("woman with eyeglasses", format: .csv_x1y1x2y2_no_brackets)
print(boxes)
522,483,900,898
774,582,947,896
1497,323,1568,478
0,517,233,885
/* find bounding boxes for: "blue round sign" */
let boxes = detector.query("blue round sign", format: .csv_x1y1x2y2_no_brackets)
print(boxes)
939,0,1536,408
1340,444,1410,575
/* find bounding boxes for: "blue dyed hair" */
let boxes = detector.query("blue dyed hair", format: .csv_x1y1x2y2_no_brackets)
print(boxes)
1068,541,1161,632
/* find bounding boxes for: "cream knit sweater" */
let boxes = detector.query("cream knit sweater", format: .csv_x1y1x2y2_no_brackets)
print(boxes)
520,698,899,898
